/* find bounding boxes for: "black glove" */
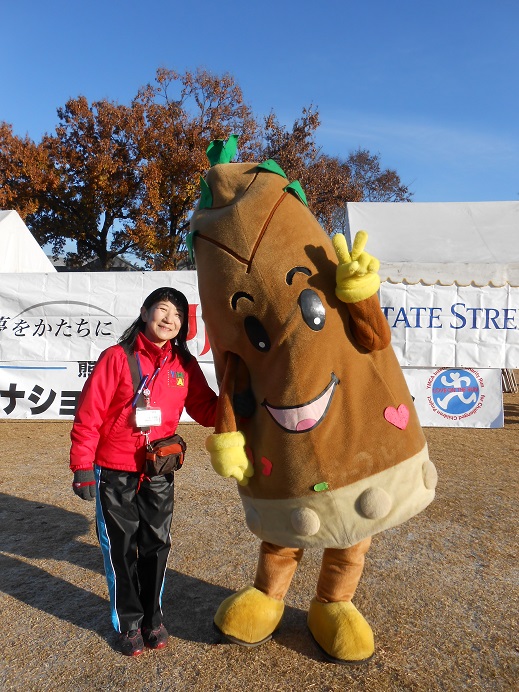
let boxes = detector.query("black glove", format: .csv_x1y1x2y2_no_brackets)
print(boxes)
72,469,96,501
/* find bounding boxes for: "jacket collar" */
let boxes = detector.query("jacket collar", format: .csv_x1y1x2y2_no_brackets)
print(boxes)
134,331,173,360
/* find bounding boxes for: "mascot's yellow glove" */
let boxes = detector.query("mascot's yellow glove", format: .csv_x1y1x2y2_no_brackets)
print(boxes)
205,431,254,486
333,230,381,303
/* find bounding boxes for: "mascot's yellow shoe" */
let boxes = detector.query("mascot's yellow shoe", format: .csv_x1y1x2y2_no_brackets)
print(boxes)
307,598,375,664
214,585,285,647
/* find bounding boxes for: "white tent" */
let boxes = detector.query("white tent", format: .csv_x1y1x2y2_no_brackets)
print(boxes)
345,201,519,287
0,210,56,273
346,199,518,401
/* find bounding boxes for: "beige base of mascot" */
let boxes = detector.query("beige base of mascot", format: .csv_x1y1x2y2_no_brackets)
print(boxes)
189,138,437,664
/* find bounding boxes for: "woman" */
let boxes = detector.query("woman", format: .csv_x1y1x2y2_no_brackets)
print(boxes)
70,287,217,656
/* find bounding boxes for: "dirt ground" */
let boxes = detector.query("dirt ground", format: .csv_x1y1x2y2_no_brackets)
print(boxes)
1,387,518,691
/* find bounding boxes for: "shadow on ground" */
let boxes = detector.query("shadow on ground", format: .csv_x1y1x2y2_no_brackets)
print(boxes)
1,491,310,654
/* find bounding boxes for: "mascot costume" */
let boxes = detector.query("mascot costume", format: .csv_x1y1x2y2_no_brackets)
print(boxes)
189,137,437,664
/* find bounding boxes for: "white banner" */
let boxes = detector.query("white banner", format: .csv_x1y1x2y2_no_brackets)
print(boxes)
0,360,218,422
402,367,503,428
2,273,517,368
0,272,511,426
0,271,212,362
380,283,518,368
0,361,502,427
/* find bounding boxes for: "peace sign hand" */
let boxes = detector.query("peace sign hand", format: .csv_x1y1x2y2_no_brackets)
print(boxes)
332,231,381,303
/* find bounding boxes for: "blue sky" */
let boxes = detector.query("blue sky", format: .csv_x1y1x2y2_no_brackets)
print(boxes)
3,0,518,203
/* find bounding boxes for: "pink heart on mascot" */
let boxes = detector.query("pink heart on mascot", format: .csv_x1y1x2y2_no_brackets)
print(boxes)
384,404,409,430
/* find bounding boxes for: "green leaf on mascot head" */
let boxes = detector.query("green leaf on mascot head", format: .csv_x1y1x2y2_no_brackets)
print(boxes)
256,159,288,179
199,176,213,209
206,135,239,166
284,180,308,207
186,230,198,264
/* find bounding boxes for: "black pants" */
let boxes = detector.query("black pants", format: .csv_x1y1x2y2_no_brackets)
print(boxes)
94,466,174,632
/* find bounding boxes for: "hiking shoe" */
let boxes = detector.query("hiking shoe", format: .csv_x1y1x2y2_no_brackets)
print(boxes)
116,629,144,656
142,623,169,650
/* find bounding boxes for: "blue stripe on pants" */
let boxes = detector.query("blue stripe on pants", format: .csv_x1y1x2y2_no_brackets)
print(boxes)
94,465,120,632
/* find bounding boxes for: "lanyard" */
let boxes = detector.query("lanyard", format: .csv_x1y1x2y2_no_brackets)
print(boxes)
134,352,168,407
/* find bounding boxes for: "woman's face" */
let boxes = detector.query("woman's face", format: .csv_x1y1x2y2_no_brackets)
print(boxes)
141,299,184,347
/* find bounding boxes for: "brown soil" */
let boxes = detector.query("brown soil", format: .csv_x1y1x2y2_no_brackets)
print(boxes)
1,387,518,691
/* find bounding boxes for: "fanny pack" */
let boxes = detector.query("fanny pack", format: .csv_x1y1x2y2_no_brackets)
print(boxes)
145,434,186,476
122,345,187,475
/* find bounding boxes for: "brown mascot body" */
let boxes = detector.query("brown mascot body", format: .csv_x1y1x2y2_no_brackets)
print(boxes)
190,140,437,663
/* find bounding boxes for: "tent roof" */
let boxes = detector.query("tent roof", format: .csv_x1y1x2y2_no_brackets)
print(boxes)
345,201,519,286
0,210,56,273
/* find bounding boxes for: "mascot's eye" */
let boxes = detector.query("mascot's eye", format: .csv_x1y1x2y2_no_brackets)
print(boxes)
299,289,326,331
244,316,271,352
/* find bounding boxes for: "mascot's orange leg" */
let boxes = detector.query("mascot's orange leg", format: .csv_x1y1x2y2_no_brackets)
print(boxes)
308,538,375,664
253,539,371,602
316,538,371,602
254,542,304,599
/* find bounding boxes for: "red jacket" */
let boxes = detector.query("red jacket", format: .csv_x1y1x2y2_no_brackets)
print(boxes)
70,332,217,473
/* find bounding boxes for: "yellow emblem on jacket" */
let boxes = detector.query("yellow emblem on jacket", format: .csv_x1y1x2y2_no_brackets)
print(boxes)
170,371,185,387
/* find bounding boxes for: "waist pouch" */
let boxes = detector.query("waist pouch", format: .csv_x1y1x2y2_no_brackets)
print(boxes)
145,434,187,476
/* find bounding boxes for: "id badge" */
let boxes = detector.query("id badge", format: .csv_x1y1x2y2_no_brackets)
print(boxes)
135,407,162,428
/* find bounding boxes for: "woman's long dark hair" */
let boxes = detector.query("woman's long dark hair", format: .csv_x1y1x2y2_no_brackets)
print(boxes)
119,287,192,365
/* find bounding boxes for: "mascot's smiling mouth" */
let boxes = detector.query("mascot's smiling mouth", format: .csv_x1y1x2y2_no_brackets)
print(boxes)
262,373,339,433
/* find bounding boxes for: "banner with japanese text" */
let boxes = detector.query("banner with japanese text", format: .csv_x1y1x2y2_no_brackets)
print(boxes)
2,273,516,368
0,362,502,427
0,271,210,362
0,360,217,422
0,272,511,425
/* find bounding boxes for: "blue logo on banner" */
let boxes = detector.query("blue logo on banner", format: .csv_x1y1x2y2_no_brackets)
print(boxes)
431,369,480,415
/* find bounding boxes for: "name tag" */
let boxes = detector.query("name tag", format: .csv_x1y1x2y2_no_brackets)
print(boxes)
135,407,162,428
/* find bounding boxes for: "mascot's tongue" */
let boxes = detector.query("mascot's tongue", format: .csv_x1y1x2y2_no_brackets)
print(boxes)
296,418,317,432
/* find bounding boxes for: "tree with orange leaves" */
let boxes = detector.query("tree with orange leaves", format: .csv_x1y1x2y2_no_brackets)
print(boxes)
0,68,411,270
0,123,50,219
130,68,261,269
0,69,261,270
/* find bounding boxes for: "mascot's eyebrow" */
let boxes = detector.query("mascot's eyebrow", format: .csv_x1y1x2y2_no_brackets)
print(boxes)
286,266,312,285
232,292,254,310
